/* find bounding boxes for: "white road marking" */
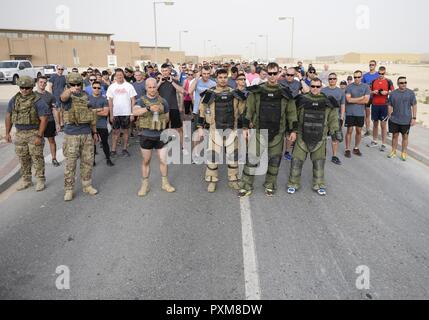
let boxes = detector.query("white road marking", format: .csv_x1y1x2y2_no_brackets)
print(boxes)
240,197,261,300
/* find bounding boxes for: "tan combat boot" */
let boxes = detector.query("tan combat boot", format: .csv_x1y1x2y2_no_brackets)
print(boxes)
208,182,217,193
138,178,150,197
35,179,46,192
64,190,74,202
161,177,176,193
17,179,32,191
82,181,98,196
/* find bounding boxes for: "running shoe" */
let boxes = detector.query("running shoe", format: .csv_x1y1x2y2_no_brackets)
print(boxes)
367,141,379,148
317,188,327,196
344,150,352,158
238,189,252,198
353,148,363,157
122,150,131,157
331,156,342,165
400,152,407,162
52,159,60,167
287,187,296,194
284,152,292,161
387,151,397,159
106,159,115,167
380,145,387,152
265,188,275,197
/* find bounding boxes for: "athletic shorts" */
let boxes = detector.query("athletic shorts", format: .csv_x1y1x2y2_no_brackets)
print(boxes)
371,105,388,122
113,116,131,130
140,136,166,150
345,116,365,128
389,121,411,135
184,100,193,115
169,109,183,129
44,121,57,138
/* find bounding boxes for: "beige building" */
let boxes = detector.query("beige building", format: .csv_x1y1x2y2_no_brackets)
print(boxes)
315,52,424,64
0,28,210,68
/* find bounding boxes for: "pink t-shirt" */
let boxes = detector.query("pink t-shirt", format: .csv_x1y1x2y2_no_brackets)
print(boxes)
246,72,260,85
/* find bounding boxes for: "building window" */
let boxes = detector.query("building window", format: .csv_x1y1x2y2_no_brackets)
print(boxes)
48,34,69,40
0,32,18,38
22,33,44,39
95,36,107,41
73,35,92,41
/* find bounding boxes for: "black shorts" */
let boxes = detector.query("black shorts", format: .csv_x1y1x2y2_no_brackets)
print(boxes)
389,121,411,135
113,116,131,130
44,121,57,138
169,109,183,129
184,100,193,115
140,136,166,150
345,116,365,128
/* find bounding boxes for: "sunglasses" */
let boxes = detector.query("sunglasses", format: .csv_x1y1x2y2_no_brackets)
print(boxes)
399,82,407,85
237,78,246,81
354,76,362,79
20,87,33,90
89,79,96,82
58,69,64,71
329,78,337,81
286,74,295,77
308,71,316,74
370,64,376,67
92,87,101,90
379,73,385,76
70,83,82,87
267,72,279,76
311,85,322,88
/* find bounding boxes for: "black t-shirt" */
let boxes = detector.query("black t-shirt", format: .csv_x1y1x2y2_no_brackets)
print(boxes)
158,80,179,110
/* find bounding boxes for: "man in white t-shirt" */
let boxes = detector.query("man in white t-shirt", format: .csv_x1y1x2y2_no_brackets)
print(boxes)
107,69,137,157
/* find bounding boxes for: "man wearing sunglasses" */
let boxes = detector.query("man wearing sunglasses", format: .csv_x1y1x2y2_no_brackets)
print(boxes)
85,76,106,97
239,62,297,198
387,77,417,161
89,81,114,168
363,60,380,136
344,70,371,158
5,76,49,192
60,73,100,202
196,69,247,193
321,73,346,165
368,66,394,152
287,78,341,196
48,65,67,125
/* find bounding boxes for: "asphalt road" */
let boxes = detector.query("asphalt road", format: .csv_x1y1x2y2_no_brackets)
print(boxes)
0,135,428,300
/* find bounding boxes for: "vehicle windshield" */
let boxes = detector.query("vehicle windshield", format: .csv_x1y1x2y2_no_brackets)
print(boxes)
0,62,18,68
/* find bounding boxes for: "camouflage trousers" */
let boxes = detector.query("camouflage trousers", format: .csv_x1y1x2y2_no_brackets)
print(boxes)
15,129,45,182
240,132,284,191
63,134,94,191
205,132,239,183
288,139,327,190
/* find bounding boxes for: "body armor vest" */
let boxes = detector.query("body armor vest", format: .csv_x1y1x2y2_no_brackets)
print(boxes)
137,96,168,131
302,97,327,151
259,89,283,141
64,94,95,125
214,91,235,130
11,93,40,126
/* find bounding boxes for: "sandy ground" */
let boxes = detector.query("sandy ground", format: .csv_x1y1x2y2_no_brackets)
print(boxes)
1,63,429,142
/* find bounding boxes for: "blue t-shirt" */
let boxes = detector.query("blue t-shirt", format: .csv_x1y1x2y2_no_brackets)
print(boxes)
133,81,147,98
89,95,109,129
136,96,170,138
180,72,187,85
62,92,93,135
49,74,67,105
345,83,371,117
193,79,217,114
362,72,379,85
227,77,237,89
388,89,417,125
321,86,346,116
7,95,50,131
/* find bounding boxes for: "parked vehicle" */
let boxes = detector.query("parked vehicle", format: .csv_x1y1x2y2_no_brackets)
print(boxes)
0,60,44,85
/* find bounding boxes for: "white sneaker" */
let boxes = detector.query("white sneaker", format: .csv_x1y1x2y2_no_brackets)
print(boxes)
367,141,379,148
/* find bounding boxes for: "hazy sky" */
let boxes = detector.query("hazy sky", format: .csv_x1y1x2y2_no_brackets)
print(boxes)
3,0,428,59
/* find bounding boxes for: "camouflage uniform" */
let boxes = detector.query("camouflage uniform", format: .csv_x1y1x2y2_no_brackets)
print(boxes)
61,73,98,201
9,76,49,191
240,83,297,194
288,93,341,191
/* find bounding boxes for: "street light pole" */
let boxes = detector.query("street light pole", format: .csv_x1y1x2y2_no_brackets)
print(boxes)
279,16,295,63
258,34,268,62
179,30,188,51
153,1,175,64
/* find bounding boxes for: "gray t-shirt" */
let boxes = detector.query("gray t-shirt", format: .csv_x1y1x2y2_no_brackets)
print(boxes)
49,74,67,105
89,95,108,129
321,86,346,115
36,91,57,122
279,79,302,98
345,83,371,117
133,81,147,98
7,95,50,131
62,92,92,136
388,89,417,125
136,96,170,138
158,80,179,110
